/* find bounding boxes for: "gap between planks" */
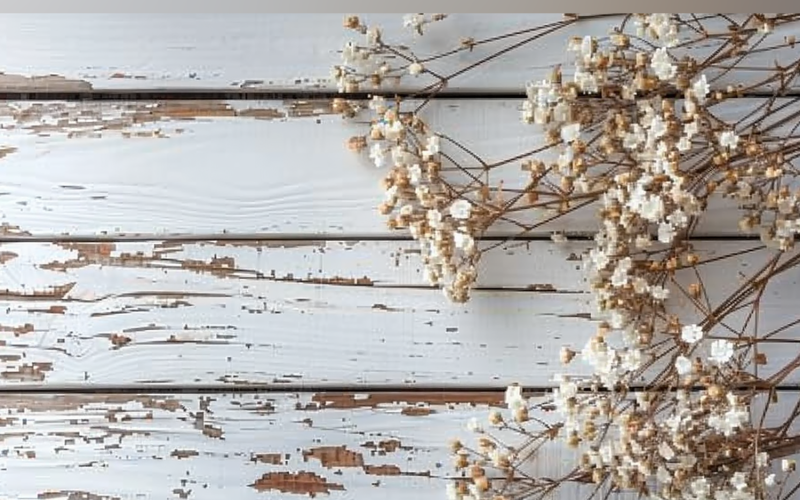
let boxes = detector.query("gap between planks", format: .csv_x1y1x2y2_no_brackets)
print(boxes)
2,384,799,395
3,90,798,101
0,234,772,243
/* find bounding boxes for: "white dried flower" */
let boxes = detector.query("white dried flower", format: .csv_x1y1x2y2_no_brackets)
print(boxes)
561,122,581,143
449,199,472,220
658,441,675,460
422,135,440,159
681,324,704,344
504,384,525,410
719,130,740,150
408,61,424,75
650,285,669,301
369,143,386,168
466,417,483,433
675,355,692,375
408,164,422,185
650,47,677,80
709,339,734,364
692,74,710,103
730,471,748,491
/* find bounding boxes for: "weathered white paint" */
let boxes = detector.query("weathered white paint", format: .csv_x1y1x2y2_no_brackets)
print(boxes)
0,14,796,93
0,99,794,238
1,239,797,388
0,391,495,500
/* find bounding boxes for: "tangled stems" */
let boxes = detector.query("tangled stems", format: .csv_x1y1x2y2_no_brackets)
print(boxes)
333,13,800,500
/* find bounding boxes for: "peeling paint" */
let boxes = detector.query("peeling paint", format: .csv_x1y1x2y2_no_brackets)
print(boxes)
363,464,402,476
302,446,364,468
0,73,92,91
36,491,120,500
1,362,53,381
0,251,19,263
26,305,67,315
249,472,345,497
251,453,283,465
170,449,199,459
0,282,75,300
310,392,507,409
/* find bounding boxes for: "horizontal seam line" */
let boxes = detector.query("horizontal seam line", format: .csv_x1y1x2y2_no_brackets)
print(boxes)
1,90,798,101
0,234,769,243
0,385,797,394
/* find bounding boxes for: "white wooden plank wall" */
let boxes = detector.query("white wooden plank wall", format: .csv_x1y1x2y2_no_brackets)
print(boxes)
1,13,800,500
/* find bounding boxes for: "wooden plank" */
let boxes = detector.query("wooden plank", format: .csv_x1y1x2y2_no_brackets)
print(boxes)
0,390,798,500
0,98,796,239
1,239,799,388
0,14,797,93
0,391,494,500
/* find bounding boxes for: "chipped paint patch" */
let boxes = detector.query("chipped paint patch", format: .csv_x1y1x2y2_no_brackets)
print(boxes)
0,100,328,144
37,491,120,500
250,472,344,497
0,146,18,159
0,323,34,335
363,465,402,476
0,73,92,91
0,251,19,263
310,392,506,409
1,362,53,381
251,453,284,465
302,446,364,468
170,449,199,459
0,283,75,300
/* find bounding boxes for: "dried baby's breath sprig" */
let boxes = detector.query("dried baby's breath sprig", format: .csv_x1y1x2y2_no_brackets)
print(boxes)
334,13,800,500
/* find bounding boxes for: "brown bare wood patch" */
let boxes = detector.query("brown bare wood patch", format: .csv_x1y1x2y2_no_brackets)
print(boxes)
302,446,364,468
0,283,75,300
201,424,224,439
0,323,34,335
1,362,53,382
251,453,283,465
37,491,120,500
283,99,334,118
363,464,403,476
0,394,183,413
310,392,507,409
0,100,328,143
250,472,345,497
401,406,435,417
361,439,411,454
0,73,92,91
26,305,67,315
170,449,199,459
0,223,31,236
0,251,18,263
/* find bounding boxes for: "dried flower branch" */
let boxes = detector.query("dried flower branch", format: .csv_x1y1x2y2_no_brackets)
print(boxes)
333,13,800,500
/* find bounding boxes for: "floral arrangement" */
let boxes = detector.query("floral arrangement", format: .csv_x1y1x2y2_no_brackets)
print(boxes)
332,13,800,500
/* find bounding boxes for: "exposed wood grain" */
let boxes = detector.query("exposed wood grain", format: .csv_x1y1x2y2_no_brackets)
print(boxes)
0,14,796,93
0,98,793,239
1,239,798,388
0,391,797,500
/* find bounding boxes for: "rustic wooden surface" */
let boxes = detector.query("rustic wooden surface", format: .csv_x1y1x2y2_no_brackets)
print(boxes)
0,98,792,238
0,239,799,388
1,13,800,500
0,14,796,93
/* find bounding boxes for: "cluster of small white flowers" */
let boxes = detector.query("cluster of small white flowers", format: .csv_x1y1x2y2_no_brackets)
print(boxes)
339,94,485,302
333,15,447,92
